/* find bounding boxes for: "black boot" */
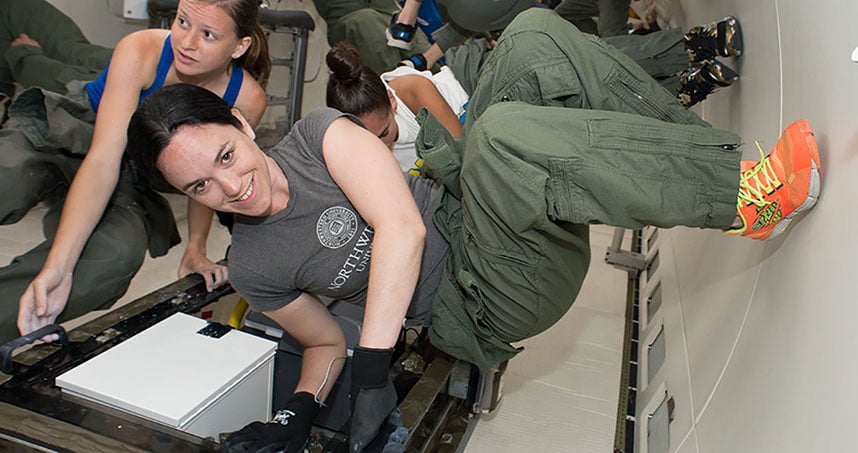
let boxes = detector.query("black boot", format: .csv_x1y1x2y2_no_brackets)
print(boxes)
678,59,739,107
387,12,417,51
685,16,744,63
397,53,428,71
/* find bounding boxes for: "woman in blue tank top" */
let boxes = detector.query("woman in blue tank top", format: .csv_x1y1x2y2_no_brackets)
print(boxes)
8,0,270,344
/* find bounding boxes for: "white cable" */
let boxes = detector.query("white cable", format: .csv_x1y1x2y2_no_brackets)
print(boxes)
315,355,348,406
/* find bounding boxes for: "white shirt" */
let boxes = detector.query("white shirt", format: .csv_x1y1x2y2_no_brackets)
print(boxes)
380,65,469,171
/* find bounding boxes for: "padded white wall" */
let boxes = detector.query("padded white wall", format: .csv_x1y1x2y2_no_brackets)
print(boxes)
47,0,144,47
637,0,858,451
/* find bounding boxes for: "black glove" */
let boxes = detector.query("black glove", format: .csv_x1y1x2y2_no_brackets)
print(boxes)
348,346,397,453
223,391,319,453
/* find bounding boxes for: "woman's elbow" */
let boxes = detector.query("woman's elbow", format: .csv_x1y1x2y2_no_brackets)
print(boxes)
406,217,427,245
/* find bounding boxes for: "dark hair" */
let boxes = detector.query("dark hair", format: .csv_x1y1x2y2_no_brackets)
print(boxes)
325,42,390,117
199,0,271,87
126,83,242,193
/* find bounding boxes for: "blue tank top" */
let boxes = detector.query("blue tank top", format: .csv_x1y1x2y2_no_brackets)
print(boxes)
84,35,244,112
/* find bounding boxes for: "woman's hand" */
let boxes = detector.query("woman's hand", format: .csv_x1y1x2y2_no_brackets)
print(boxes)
17,268,73,341
181,199,228,292
11,33,41,48
179,247,228,292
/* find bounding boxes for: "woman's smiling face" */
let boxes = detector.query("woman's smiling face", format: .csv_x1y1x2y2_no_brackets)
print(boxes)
157,119,281,217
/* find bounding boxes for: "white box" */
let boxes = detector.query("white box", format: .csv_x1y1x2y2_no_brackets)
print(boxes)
56,312,277,440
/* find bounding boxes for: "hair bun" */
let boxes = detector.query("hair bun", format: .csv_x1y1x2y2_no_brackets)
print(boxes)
326,42,363,83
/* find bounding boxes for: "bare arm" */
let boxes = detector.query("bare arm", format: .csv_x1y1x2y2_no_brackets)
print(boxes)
322,118,427,349
397,0,421,26
178,199,229,291
389,74,463,137
17,32,161,337
264,293,348,401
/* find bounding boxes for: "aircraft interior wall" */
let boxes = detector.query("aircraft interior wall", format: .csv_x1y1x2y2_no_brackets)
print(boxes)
638,0,858,451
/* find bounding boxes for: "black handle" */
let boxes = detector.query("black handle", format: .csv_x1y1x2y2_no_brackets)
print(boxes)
259,8,316,31
0,325,68,374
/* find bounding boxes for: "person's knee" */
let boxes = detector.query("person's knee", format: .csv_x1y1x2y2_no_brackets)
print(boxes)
462,102,542,186
333,10,387,49
100,240,146,277
0,163,62,225
0,177,38,225
79,203,148,277
343,8,380,23
66,230,146,316
439,0,533,32
470,102,523,142
337,8,385,39
0,126,77,224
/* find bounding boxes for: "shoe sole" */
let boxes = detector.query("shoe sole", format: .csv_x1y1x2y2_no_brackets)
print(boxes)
768,160,819,239
386,29,413,51
767,120,821,239
706,59,739,86
724,16,743,58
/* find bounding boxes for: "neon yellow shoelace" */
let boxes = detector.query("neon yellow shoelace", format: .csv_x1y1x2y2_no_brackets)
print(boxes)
737,142,782,207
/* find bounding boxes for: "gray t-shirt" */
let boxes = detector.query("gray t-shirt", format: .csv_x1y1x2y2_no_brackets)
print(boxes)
228,107,449,324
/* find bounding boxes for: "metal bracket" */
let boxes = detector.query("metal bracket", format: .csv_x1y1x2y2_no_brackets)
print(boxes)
605,228,645,274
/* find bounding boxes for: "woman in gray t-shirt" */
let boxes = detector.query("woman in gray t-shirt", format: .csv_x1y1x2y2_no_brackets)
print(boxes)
128,83,442,452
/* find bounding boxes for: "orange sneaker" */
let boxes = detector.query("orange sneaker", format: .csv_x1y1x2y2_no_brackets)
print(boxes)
724,119,821,240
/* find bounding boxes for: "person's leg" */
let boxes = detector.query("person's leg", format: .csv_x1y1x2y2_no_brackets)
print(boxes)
437,0,534,34
0,240,52,343
430,101,821,370
427,101,742,370
0,0,111,93
397,0,422,26
7,0,110,68
0,83,99,226
470,103,742,231
312,0,361,26
442,17,686,97
553,2,688,78
474,9,743,109
606,16,744,100
552,0,600,35
603,27,687,90
430,22,474,54
330,7,431,73
423,8,733,222
0,84,101,225
0,186,149,344
464,8,705,137
0,122,79,225
5,45,107,93
422,8,703,207
596,0,631,37
443,38,493,95
386,0,422,50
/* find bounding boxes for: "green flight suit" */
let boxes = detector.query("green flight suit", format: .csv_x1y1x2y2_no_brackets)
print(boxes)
420,9,742,371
